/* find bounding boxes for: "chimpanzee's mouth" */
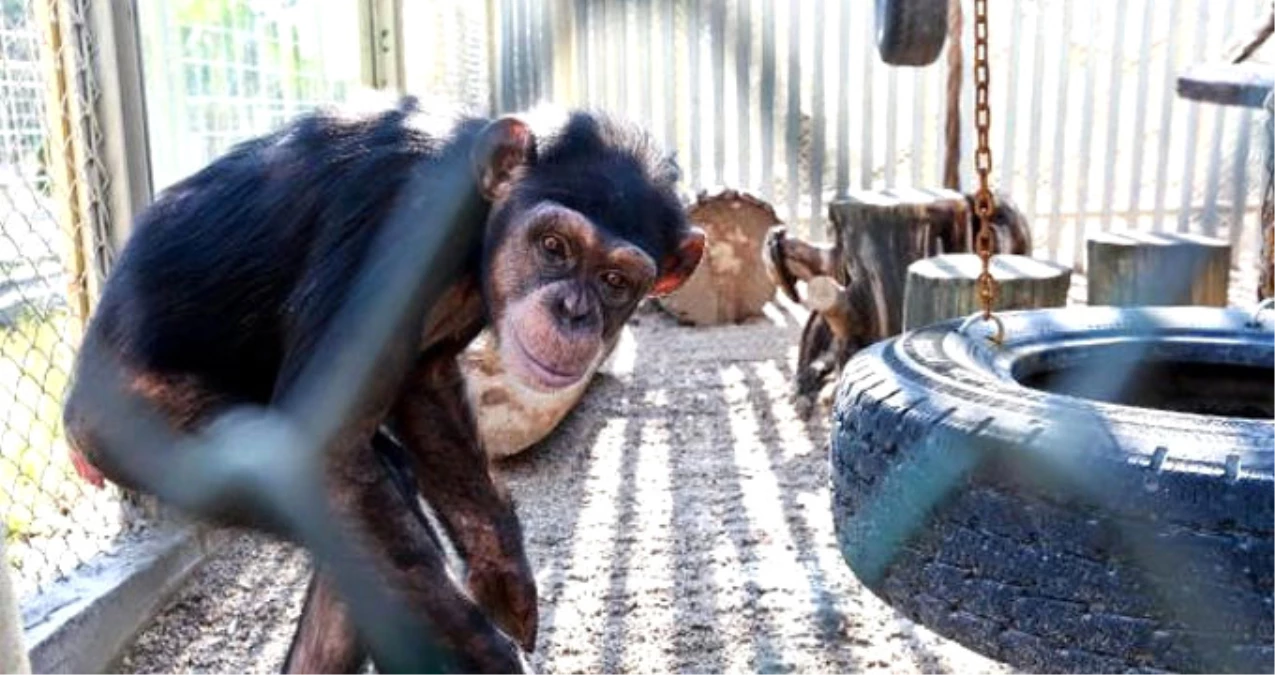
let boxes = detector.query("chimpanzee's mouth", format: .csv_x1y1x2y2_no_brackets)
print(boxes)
507,328,588,391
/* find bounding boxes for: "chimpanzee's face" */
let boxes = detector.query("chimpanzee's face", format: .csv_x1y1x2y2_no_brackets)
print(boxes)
485,201,659,391
472,112,705,392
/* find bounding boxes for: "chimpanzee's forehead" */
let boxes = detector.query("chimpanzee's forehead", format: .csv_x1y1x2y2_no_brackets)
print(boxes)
519,159,686,261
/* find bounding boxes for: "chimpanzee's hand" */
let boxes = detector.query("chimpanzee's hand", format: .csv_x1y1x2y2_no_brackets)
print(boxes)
462,520,539,653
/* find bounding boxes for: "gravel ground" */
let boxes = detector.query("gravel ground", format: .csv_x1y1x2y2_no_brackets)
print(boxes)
118,302,1010,674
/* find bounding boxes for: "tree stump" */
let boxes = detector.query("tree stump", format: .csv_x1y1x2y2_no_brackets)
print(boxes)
776,187,1032,413
903,254,1072,331
1087,231,1231,307
657,189,780,325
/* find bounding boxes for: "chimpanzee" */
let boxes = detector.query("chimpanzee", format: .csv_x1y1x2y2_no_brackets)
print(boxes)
61,97,704,673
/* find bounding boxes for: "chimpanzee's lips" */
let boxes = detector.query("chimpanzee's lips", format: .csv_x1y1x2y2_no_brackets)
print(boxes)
508,329,588,391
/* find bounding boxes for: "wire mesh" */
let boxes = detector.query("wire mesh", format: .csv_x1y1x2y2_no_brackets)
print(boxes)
0,0,121,604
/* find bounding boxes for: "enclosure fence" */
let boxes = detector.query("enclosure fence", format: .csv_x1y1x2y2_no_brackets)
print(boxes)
494,0,1271,279
0,0,119,602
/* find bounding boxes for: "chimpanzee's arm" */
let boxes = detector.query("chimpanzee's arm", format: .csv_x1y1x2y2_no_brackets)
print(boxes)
388,351,539,653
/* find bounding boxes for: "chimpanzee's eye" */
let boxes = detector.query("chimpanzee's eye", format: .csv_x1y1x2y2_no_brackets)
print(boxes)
601,271,629,294
541,234,567,259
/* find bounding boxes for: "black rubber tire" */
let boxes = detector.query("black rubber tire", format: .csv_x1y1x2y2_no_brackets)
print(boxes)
875,0,949,67
830,306,1274,673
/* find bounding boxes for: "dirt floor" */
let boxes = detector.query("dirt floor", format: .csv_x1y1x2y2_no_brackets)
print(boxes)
117,301,1010,674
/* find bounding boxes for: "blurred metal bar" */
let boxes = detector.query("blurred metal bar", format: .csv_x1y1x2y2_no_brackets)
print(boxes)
811,0,826,239
1202,0,1238,237
541,0,554,102
1073,0,1099,268
663,0,676,150
1177,0,1211,233
712,0,726,186
1152,0,1184,231
786,0,801,224
619,0,630,114
859,5,873,189
1125,0,1157,229
1100,0,1130,231
760,0,775,200
690,0,702,188
835,0,850,196
1000,0,1024,197
1047,0,1074,258
884,64,897,187
736,0,751,189
1230,108,1255,258
1024,3,1047,226
912,67,927,187
640,0,653,125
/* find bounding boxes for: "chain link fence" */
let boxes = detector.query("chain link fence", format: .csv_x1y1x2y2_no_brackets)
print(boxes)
0,0,121,603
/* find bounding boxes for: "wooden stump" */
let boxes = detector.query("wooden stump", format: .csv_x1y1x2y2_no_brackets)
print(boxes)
782,188,1031,413
826,188,1032,340
1087,232,1231,307
657,189,780,325
903,254,1072,331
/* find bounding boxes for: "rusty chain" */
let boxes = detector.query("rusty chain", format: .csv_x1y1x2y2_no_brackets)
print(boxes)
970,0,1004,344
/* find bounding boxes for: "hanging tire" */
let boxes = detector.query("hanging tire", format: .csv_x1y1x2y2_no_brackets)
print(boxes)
875,0,949,67
830,306,1274,673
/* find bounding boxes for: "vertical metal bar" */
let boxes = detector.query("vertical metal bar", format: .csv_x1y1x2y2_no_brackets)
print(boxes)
1124,0,1157,228
1229,108,1254,258
1023,2,1047,227
1151,0,1183,231
712,0,726,186
542,0,554,102
1072,0,1100,269
835,0,850,196
640,0,653,126
619,0,630,114
1099,0,1129,231
689,0,702,188
576,0,589,105
958,0,975,191
912,67,927,187
736,0,751,189
1046,0,1073,260
811,0,826,238
786,0,801,224
858,4,873,189
760,0,775,200
1176,0,1210,233
1000,0,1025,199
663,0,676,149
502,0,516,112
1202,0,1238,238
884,64,898,187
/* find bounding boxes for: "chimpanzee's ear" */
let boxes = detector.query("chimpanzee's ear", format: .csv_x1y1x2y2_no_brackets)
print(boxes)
650,226,706,297
472,116,537,201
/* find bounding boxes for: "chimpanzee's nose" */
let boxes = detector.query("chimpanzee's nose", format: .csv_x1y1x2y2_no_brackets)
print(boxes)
553,287,595,331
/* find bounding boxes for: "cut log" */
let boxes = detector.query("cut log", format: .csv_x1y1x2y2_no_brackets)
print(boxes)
657,188,780,325
786,187,1032,413
805,275,852,340
1087,231,1231,307
903,253,1072,331
827,188,1031,341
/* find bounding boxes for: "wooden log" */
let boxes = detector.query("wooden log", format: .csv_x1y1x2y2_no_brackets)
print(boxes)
828,188,1031,341
1086,231,1231,307
805,275,852,340
787,188,1032,412
903,253,1072,331
657,188,780,325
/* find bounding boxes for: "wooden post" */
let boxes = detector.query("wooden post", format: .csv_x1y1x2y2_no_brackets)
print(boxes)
903,253,1072,331
1,535,31,674
1087,232,1231,307
657,189,781,325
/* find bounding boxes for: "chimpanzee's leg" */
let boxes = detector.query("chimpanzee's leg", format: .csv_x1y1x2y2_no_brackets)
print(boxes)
389,356,538,652
283,437,528,673
283,572,366,673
